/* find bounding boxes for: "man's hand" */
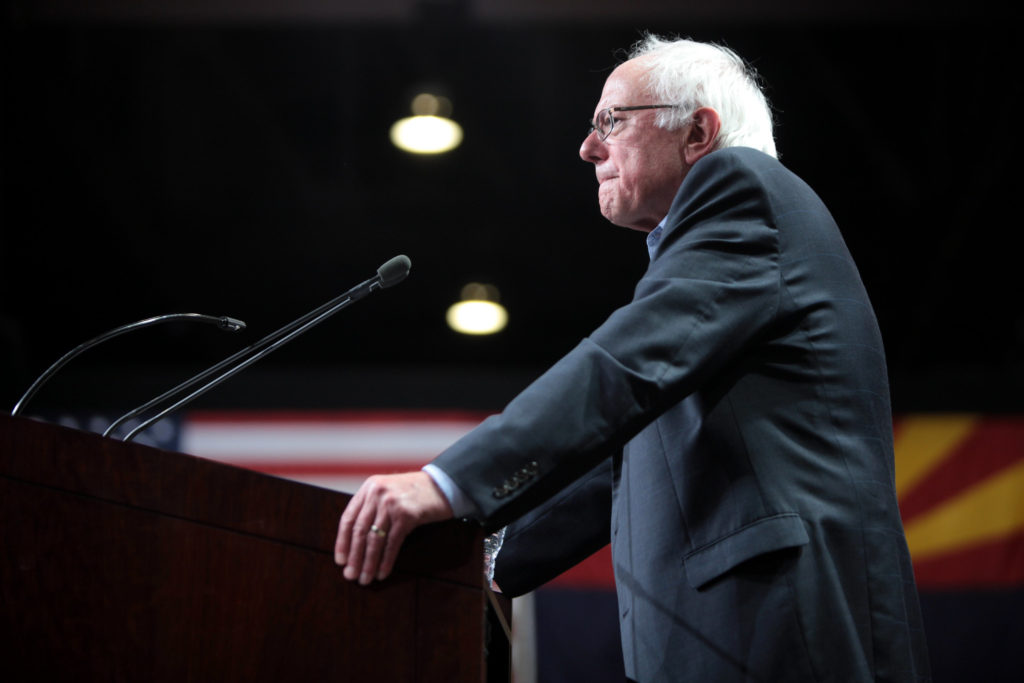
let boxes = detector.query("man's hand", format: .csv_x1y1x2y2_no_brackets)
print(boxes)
334,471,454,585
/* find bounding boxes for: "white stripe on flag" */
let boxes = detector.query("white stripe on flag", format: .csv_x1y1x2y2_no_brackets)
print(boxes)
178,413,488,494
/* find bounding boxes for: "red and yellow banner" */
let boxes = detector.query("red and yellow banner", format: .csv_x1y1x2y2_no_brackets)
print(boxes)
895,414,1024,589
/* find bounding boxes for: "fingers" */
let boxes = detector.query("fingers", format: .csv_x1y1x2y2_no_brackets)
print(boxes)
347,509,395,585
358,519,410,585
333,484,365,567
333,475,402,585
338,479,383,584
333,471,455,586
376,525,405,580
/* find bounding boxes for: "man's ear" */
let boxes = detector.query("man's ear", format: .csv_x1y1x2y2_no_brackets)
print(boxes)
682,107,722,166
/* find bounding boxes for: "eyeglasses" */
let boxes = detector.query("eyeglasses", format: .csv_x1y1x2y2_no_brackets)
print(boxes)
587,105,678,141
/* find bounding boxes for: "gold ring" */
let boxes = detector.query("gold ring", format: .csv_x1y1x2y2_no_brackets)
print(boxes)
369,524,387,538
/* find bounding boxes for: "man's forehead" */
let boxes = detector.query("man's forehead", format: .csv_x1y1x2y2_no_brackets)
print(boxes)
595,59,652,109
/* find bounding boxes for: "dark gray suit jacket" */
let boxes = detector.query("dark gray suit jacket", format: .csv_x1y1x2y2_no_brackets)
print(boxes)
432,147,930,682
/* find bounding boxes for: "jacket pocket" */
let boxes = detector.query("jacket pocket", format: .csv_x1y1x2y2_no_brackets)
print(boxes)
682,512,809,589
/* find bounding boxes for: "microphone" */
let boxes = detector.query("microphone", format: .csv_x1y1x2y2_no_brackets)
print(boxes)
11,313,246,418
112,255,412,442
377,254,411,288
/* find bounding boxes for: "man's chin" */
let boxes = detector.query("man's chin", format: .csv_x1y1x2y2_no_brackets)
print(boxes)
601,209,654,233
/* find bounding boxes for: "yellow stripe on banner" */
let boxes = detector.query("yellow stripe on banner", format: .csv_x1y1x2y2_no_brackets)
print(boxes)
894,414,978,498
903,459,1024,560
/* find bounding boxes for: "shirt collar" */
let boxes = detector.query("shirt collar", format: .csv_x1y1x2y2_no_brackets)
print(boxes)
646,219,667,261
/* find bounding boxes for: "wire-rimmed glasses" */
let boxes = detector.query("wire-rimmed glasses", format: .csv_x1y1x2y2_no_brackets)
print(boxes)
588,104,678,141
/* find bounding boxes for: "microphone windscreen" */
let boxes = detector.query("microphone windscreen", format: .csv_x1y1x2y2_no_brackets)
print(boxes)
377,255,412,288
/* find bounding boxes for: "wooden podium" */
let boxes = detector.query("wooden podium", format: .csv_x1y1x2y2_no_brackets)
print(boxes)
0,414,510,682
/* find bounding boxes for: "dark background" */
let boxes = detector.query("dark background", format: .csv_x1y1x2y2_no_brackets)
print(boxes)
3,5,1021,682
2,0,1020,416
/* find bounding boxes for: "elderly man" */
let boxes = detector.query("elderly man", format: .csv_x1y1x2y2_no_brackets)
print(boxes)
335,35,930,682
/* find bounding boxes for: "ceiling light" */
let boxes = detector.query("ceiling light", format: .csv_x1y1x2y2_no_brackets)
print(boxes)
390,93,463,155
446,283,508,335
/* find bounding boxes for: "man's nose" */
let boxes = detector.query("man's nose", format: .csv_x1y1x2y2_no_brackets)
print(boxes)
579,129,605,164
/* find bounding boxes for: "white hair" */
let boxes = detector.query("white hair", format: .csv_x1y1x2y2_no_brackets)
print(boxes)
628,34,777,158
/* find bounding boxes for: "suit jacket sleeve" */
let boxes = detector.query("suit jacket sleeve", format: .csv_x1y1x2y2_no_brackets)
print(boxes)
492,456,613,596
431,148,782,531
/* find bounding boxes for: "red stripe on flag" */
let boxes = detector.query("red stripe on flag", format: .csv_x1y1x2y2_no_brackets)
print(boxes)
187,409,490,425
913,531,1024,589
899,417,1024,522
226,461,430,476
546,546,616,590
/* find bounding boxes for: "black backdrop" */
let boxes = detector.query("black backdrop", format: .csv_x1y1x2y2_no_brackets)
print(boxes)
2,7,1022,683
3,8,1021,414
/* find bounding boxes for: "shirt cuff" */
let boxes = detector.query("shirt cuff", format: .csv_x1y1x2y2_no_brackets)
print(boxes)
423,463,480,520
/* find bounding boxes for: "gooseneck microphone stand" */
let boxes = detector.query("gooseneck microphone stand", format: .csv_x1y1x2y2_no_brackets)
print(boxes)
111,255,411,442
11,313,246,418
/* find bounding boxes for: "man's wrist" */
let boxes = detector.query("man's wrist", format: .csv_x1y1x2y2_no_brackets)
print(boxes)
422,463,480,519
